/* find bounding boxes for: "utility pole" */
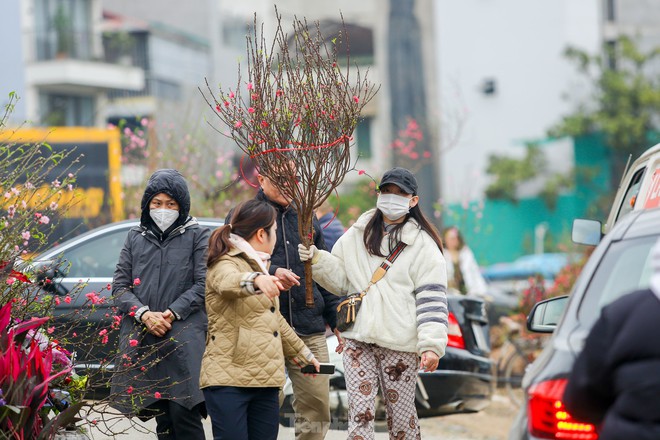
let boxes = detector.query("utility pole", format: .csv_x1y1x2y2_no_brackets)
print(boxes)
387,0,440,223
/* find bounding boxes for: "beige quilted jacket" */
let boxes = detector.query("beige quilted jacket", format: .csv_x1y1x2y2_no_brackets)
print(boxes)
199,247,314,389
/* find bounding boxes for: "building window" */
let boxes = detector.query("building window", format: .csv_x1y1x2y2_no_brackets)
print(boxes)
356,117,372,159
605,40,617,70
39,93,95,126
222,18,251,52
35,0,92,60
605,0,616,22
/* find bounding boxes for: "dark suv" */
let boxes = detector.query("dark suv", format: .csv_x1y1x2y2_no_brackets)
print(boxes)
509,208,660,440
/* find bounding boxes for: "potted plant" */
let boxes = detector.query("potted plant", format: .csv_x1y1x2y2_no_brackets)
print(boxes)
53,7,73,58
104,31,135,65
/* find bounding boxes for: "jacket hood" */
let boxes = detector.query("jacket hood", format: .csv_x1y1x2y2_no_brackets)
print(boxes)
140,169,191,228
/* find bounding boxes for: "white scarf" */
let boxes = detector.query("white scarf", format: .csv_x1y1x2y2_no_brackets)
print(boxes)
649,238,660,302
229,233,271,274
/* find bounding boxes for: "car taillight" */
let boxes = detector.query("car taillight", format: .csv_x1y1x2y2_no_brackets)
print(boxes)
528,378,598,439
447,312,465,349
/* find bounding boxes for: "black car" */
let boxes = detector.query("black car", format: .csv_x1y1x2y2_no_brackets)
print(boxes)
509,208,660,440
281,293,495,428
29,220,494,416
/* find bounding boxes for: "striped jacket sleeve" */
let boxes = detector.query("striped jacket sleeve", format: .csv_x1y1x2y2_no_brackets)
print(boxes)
412,240,449,358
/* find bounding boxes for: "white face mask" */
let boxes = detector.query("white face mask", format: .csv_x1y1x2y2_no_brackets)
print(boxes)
377,193,412,221
150,208,179,232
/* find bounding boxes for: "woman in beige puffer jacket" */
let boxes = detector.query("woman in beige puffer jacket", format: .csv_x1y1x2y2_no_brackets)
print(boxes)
200,200,319,440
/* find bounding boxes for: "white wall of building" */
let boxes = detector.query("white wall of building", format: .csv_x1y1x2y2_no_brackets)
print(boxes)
0,1,27,123
434,0,601,204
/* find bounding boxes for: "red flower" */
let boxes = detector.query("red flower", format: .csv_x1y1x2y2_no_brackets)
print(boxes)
85,292,100,304
353,95,359,103
358,170,366,175
234,121,243,129
126,386,133,394
129,339,138,347
248,107,255,114
154,391,162,399
261,121,269,128
276,89,284,97
215,104,221,112
133,278,141,286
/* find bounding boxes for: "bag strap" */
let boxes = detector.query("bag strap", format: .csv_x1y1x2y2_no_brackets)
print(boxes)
361,241,407,294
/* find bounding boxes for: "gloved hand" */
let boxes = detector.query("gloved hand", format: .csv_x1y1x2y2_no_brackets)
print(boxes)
298,244,320,264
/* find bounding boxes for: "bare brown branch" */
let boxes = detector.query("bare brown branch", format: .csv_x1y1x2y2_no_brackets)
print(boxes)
201,9,379,307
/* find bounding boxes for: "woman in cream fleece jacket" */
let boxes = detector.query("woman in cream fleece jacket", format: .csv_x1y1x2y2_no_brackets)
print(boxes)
299,167,448,440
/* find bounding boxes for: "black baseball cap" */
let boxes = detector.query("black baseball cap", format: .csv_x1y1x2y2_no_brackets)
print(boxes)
379,167,418,195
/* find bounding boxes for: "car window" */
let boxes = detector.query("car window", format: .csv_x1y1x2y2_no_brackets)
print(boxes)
615,167,645,223
578,235,656,326
57,229,129,278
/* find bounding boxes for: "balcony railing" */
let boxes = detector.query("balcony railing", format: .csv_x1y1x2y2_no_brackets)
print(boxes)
107,75,181,101
35,30,93,61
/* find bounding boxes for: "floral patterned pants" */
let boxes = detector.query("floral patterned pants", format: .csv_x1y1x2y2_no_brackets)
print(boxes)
343,339,421,440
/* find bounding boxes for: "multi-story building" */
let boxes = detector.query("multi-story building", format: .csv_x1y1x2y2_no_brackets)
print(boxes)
0,0,144,127
101,8,212,133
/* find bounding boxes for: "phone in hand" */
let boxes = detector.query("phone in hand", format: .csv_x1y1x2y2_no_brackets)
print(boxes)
301,363,335,375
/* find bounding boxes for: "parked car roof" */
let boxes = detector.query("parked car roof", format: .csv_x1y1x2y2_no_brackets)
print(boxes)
482,253,570,281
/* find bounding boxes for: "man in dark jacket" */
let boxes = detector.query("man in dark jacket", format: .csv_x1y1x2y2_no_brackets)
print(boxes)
111,169,209,439
563,239,660,440
254,171,340,440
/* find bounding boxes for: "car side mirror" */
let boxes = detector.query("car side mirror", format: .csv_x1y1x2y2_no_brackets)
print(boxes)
572,219,602,246
527,295,569,333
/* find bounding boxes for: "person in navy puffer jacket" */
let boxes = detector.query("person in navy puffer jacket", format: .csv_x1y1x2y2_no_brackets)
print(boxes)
315,199,345,251
563,238,660,440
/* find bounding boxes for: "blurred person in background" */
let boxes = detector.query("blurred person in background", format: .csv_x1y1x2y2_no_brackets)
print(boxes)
443,226,488,297
111,169,209,439
563,238,660,440
299,167,448,439
201,199,320,440
315,199,345,251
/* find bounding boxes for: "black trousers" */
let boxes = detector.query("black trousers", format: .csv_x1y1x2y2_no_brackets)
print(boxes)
203,386,279,440
150,399,205,439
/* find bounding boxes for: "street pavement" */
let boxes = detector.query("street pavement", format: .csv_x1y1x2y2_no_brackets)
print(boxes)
81,391,516,440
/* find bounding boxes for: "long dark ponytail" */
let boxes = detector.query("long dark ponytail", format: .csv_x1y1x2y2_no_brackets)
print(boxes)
207,200,277,268
364,205,444,257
